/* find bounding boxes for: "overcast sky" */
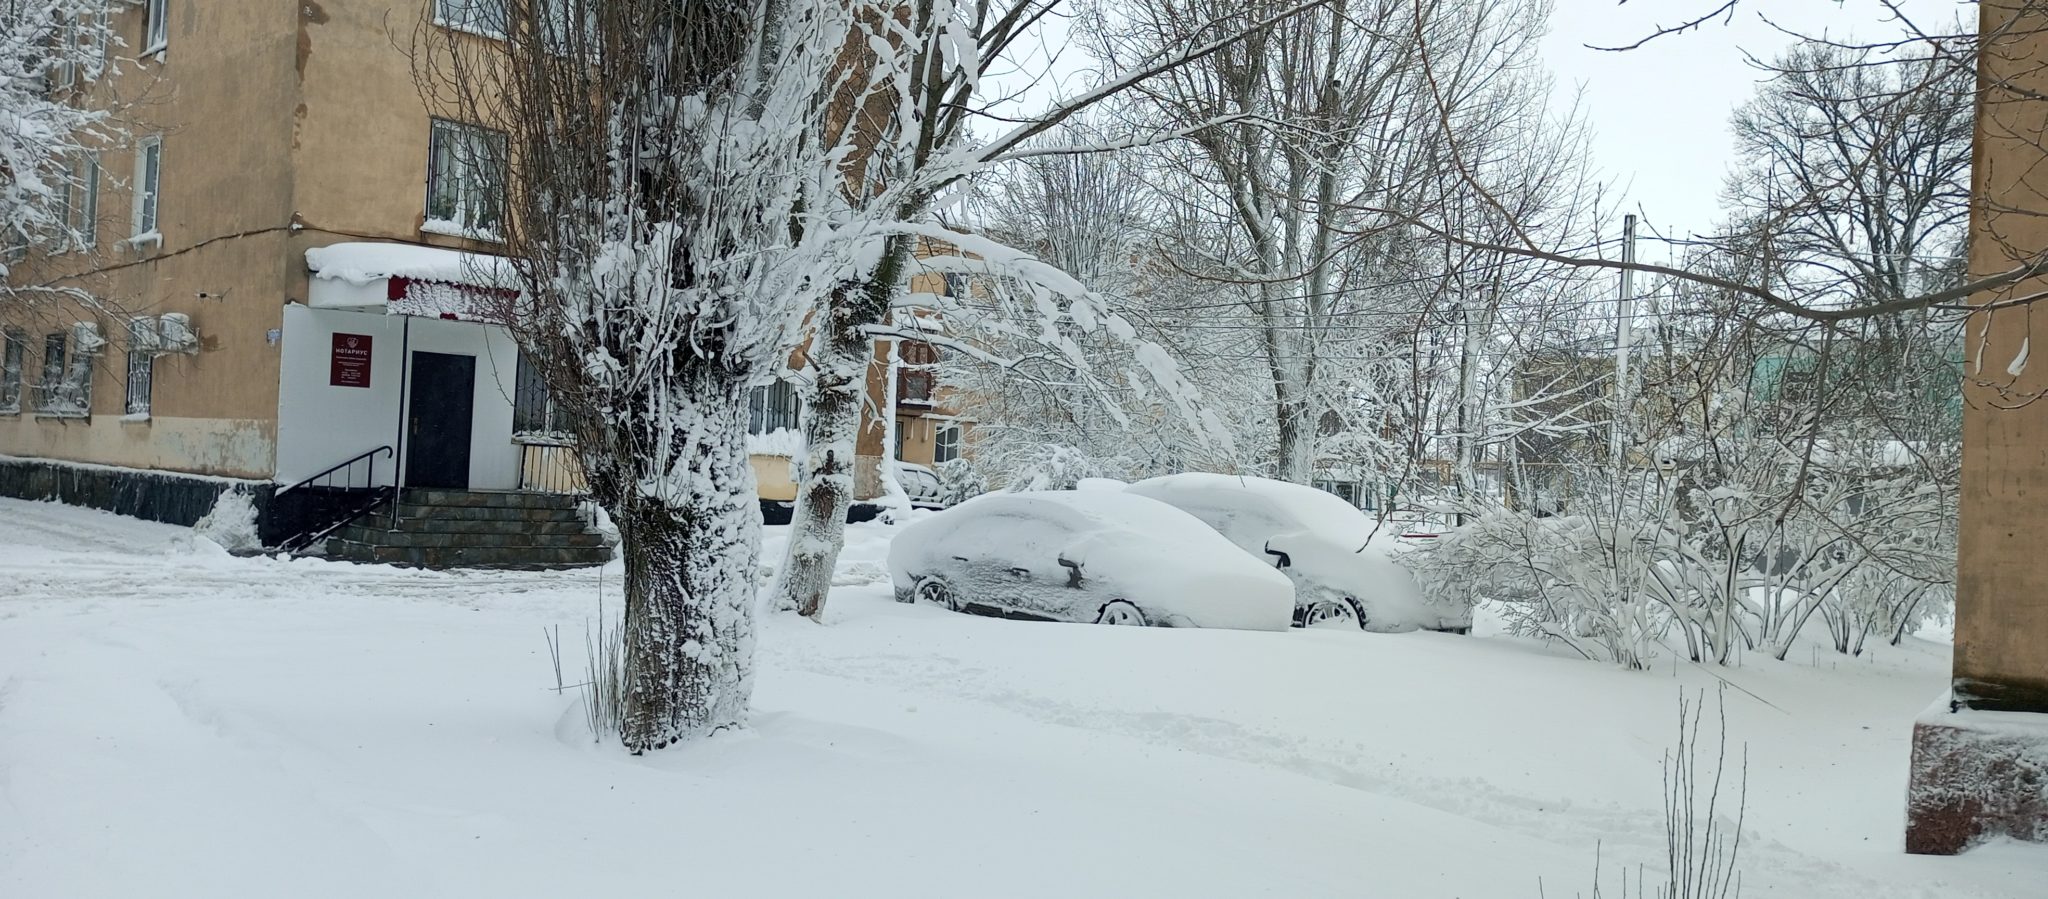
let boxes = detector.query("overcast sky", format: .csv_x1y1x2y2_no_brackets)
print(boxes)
985,1,1967,260
1541,0,1966,253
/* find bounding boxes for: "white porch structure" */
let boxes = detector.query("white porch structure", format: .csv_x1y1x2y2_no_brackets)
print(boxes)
275,243,527,491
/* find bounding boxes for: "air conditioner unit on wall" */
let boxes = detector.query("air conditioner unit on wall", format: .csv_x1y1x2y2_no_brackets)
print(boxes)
157,313,198,354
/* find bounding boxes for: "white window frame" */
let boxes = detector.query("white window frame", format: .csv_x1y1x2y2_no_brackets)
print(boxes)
143,0,168,55
933,421,962,464
541,0,597,55
425,119,507,240
74,153,100,249
131,136,162,240
433,0,509,40
746,380,801,435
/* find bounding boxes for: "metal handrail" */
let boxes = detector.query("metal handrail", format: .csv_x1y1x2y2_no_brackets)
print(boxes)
275,446,395,553
277,445,392,495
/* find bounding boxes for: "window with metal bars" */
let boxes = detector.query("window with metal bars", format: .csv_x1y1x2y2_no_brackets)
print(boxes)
747,380,800,434
125,320,154,416
0,331,24,414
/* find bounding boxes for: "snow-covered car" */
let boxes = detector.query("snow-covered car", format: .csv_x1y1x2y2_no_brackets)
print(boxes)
894,462,948,510
888,490,1295,630
1124,473,1471,633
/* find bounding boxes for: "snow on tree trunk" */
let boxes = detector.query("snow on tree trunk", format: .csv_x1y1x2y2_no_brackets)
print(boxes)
777,239,908,619
1274,378,1314,484
610,371,761,750
777,301,872,619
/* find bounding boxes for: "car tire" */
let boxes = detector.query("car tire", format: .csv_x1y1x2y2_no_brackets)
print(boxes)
1301,599,1364,629
914,577,962,612
1095,600,1147,626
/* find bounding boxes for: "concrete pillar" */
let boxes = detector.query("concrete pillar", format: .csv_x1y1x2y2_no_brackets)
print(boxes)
1905,0,2048,855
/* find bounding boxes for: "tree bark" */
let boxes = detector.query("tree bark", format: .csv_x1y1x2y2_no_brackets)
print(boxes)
777,240,913,619
606,368,761,753
778,318,869,619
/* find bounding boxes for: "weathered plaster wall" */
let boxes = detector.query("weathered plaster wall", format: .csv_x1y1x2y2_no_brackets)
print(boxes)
1958,0,2048,712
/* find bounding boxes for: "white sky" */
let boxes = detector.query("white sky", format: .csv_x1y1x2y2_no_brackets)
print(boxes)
1541,0,1966,253
985,1,1966,257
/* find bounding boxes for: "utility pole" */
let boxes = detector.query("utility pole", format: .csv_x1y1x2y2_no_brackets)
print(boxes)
1610,214,1637,469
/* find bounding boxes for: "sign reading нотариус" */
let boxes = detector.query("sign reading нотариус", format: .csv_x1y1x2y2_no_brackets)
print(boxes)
330,333,372,388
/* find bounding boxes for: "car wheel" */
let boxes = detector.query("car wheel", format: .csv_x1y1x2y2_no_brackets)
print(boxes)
1302,599,1362,629
914,577,962,612
1095,600,1147,626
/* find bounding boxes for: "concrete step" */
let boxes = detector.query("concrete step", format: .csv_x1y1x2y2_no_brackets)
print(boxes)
343,517,595,537
325,539,612,570
392,502,585,523
332,526,608,550
400,489,584,510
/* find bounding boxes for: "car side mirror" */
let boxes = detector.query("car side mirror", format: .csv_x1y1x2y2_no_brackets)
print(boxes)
1057,554,1085,588
1263,541,1292,570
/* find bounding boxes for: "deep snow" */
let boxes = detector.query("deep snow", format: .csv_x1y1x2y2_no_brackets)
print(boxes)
1,497,2043,897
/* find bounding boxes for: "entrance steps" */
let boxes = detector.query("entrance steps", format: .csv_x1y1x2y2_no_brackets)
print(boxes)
325,489,613,570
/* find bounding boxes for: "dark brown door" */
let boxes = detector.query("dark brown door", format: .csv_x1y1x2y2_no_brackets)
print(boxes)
405,351,475,489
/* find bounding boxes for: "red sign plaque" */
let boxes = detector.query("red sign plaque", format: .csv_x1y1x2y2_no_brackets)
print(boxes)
330,332,373,388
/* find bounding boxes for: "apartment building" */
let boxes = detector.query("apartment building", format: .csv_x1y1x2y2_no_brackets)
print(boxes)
0,0,972,553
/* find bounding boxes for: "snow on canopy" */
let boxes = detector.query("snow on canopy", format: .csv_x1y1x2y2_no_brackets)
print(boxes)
305,242,516,288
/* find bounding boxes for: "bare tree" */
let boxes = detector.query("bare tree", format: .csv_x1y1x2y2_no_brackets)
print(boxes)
771,0,1326,620
2,0,135,317
1089,0,1569,484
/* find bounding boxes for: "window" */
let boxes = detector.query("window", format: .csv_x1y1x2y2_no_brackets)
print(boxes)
36,324,98,416
426,119,507,238
747,380,800,434
513,353,564,435
132,136,161,238
434,0,510,38
898,341,936,405
541,0,596,54
933,421,962,464
52,8,108,86
73,154,99,249
942,273,970,297
143,0,167,54
0,331,24,414
35,333,72,414
125,319,155,416
53,153,98,251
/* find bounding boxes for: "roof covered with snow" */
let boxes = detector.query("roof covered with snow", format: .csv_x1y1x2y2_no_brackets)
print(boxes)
305,242,516,288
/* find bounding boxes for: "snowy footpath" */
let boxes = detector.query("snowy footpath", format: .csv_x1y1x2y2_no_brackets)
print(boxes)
1,497,2043,898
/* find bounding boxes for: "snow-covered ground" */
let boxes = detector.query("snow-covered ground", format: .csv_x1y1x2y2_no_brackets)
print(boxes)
2,497,2042,898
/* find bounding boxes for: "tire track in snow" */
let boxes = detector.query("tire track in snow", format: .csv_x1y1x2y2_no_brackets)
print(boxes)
766,649,1995,899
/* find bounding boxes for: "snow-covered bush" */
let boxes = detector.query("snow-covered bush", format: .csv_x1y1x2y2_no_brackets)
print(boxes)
1413,509,1662,668
1003,444,1129,492
192,490,262,554
934,458,986,505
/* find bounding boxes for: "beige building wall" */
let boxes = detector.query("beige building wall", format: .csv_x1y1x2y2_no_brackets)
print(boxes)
1957,0,2048,712
3,1,951,501
0,1,302,478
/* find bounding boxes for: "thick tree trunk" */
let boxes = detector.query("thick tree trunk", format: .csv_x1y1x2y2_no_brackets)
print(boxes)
777,320,868,619
1273,365,1314,484
605,369,761,753
777,239,913,619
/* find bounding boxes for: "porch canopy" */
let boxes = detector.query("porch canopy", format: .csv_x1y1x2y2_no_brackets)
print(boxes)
305,242,518,324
